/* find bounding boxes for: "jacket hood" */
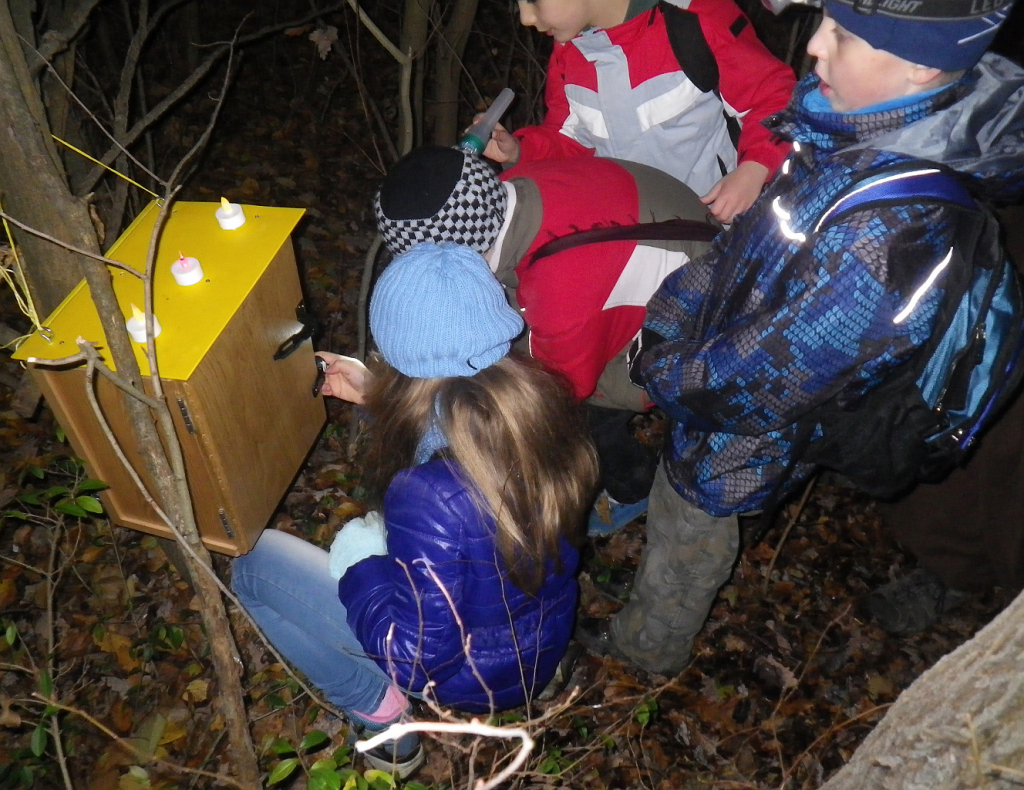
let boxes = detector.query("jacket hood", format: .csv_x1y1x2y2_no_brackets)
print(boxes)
768,53,1024,204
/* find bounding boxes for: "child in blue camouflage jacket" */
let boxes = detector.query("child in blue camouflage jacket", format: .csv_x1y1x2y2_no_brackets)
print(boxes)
598,0,1023,675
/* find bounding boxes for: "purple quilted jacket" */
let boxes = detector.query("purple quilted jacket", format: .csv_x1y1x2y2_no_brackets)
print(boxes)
338,459,579,713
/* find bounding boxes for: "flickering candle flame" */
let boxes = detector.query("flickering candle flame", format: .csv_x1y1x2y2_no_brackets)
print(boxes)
125,304,161,343
171,254,204,286
215,197,246,230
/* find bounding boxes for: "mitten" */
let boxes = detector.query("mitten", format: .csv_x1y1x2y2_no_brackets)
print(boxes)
328,511,387,580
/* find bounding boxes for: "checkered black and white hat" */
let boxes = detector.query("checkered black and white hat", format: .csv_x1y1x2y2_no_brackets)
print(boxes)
374,146,507,256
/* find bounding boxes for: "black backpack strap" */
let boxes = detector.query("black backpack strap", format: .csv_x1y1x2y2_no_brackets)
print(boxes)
659,1,743,149
527,217,720,266
658,1,719,94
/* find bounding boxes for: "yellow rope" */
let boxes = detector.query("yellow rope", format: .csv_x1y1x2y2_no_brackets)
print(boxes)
51,135,160,198
0,196,42,348
0,138,158,349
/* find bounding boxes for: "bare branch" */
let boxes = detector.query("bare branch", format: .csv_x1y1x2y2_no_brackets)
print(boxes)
357,719,535,790
0,210,143,278
19,35,165,190
78,3,349,195
30,695,249,790
30,0,104,74
342,0,409,63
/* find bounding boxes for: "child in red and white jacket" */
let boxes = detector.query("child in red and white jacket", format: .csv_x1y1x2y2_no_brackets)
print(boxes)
484,0,796,223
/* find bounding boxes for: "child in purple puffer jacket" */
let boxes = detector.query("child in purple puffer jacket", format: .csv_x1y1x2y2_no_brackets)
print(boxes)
232,242,598,777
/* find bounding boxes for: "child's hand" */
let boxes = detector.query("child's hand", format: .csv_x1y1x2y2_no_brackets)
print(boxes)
482,122,520,165
701,161,770,224
315,352,370,404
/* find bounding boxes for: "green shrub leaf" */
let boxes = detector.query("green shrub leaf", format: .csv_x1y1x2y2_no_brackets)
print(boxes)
308,767,342,790
75,496,104,514
267,758,300,785
268,737,296,756
300,730,330,752
55,500,88,517
30,723,48,757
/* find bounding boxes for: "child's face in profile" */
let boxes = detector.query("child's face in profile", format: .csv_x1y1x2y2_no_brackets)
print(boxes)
517,0,592,43
807,15,917,112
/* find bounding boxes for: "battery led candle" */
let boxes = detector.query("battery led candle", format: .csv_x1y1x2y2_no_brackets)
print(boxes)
125,304,162,343
215,196,246,230
171,253,204,286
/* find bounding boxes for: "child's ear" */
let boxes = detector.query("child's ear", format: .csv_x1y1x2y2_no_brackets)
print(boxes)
908,64,945,89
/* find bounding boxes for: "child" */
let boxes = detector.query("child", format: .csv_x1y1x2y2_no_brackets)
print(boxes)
592,0,1023,674
373,146,716,528
232,243,598,775
484,0,796,223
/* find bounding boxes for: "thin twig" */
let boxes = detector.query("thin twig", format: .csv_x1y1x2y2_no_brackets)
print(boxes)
358,719,534,790
0,211,142,278
30,695,247,789
78,3,351,195
783,704,891,782
762,473,818,594
21,30,165,190
72,344,333,717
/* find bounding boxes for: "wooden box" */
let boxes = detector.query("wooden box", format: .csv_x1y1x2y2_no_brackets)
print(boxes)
13,201,325,555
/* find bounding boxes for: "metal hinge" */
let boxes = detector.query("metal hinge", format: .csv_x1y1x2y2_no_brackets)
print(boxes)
176,398,196,434
218,509,236,539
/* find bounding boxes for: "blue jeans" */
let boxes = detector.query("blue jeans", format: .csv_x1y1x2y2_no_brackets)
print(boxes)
231,529,393,716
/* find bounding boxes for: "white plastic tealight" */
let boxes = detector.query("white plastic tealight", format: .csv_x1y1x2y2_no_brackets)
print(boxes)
171,254,204,286
125,304,162,344
215,196,246,230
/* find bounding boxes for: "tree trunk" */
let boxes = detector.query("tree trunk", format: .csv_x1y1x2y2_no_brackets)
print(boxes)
820,588,1024,789
0,4,262,782
0,1,97,317
400,0,430,149
430,0,480,146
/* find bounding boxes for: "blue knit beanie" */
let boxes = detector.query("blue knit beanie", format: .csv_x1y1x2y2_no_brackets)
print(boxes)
370,243,524,378
825,0,1014,71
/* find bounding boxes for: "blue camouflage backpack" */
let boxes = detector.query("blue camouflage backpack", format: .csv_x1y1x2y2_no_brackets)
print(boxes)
800,161,1024,499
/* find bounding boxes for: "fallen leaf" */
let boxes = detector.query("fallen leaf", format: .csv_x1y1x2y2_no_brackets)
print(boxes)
159,719,188,745
183,679,208,703
110,699,134,733
93,630,141,672
0,578,16,609
309,25,338,59
866,672,895,700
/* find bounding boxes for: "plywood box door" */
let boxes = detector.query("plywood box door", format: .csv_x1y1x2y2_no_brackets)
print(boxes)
31,367,241,550
168,240,326,553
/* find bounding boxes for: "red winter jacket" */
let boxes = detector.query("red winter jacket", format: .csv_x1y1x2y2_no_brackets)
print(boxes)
490,156,714,400
514,0,795,197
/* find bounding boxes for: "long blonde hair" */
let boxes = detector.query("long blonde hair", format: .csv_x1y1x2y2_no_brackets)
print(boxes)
362,352,599,594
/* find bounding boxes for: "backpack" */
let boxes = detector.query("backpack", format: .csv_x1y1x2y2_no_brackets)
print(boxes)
799,162,1024,500
658,1,744,152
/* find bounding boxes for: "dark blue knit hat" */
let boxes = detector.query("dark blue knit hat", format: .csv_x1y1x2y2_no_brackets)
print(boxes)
370,243,524,379
825,0,1014,70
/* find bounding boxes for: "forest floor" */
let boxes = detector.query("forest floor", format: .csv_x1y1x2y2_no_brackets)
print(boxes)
0,8,1019,790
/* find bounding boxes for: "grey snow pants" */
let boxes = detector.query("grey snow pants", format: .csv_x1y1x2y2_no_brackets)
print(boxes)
610,462,739,675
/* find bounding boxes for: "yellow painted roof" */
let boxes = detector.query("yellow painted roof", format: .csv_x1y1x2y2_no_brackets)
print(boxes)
14,200,305,380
